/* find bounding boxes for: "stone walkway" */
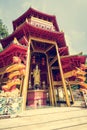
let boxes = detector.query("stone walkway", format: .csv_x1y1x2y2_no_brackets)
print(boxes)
0,106,87,130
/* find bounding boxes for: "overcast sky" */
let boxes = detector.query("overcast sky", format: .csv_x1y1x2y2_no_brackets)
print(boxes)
0,0,87,55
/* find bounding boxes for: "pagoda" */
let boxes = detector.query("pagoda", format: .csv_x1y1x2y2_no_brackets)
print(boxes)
0,7,86,110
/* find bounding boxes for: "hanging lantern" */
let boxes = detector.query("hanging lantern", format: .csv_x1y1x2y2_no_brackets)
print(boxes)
42,57,45,65
32,56,36,64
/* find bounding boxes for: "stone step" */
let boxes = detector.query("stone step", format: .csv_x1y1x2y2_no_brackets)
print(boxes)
0,107,87,130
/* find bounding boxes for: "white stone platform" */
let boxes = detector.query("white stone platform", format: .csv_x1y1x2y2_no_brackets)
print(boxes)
0,106,87,130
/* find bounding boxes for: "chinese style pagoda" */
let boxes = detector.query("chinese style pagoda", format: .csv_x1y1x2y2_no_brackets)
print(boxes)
0,7,86,111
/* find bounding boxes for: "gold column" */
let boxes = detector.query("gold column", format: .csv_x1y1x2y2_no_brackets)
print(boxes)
68,83,74,103
50,69,57,106
22,38,31,110
57,88,60,102
46,55,54,106
20,75,24,96
55,44,70,107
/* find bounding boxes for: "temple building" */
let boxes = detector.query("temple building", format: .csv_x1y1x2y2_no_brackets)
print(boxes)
0,7,86,111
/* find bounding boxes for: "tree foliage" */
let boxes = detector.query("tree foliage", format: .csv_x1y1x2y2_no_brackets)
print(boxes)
0,19,9,39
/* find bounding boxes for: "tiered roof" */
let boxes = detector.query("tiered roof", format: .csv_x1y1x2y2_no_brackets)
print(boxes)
12,7,59,31
0,7,86,80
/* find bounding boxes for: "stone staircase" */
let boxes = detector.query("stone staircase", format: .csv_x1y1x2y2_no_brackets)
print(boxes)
0,107,87,130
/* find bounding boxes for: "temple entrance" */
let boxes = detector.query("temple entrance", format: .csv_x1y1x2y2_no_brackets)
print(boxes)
30,53,48,90
24,38,71,108
0,7,86,113
27,52,50,107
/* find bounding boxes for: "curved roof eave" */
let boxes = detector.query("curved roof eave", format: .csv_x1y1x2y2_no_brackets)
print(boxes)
58,46,69,55
0,23,26,48
61,55,86,74
12,7,59,31
0,44,27,57
61,55,86,64
0,22,65,48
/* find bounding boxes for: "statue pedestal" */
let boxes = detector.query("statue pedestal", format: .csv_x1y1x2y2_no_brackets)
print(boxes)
27,90,47,108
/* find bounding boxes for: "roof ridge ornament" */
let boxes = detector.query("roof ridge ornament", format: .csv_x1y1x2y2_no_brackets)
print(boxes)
13,37,19,45
25,18,28,23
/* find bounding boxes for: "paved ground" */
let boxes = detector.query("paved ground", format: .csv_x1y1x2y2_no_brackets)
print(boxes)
0,105,87,130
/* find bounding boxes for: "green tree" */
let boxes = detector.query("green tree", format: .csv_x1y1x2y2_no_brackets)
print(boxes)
0,19,9,39
0,44,3,52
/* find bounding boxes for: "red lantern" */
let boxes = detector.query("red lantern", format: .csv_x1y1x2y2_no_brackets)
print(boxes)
42,57,45,65
32,56,36,64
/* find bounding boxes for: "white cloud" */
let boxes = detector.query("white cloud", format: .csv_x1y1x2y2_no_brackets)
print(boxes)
65,30,86,55
21,0,41,10
21,0,48,13
0,8,3,19
22,1,30,9
70,31,86,42
76,0,87,5
65,34,77,55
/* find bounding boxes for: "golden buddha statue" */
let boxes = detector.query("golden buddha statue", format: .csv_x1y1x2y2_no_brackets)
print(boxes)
33,65,40,89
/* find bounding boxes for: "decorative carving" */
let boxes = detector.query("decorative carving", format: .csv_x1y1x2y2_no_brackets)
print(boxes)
1,56,25,97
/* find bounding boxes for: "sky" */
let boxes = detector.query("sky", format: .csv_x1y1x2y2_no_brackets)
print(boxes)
0,0,87,55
